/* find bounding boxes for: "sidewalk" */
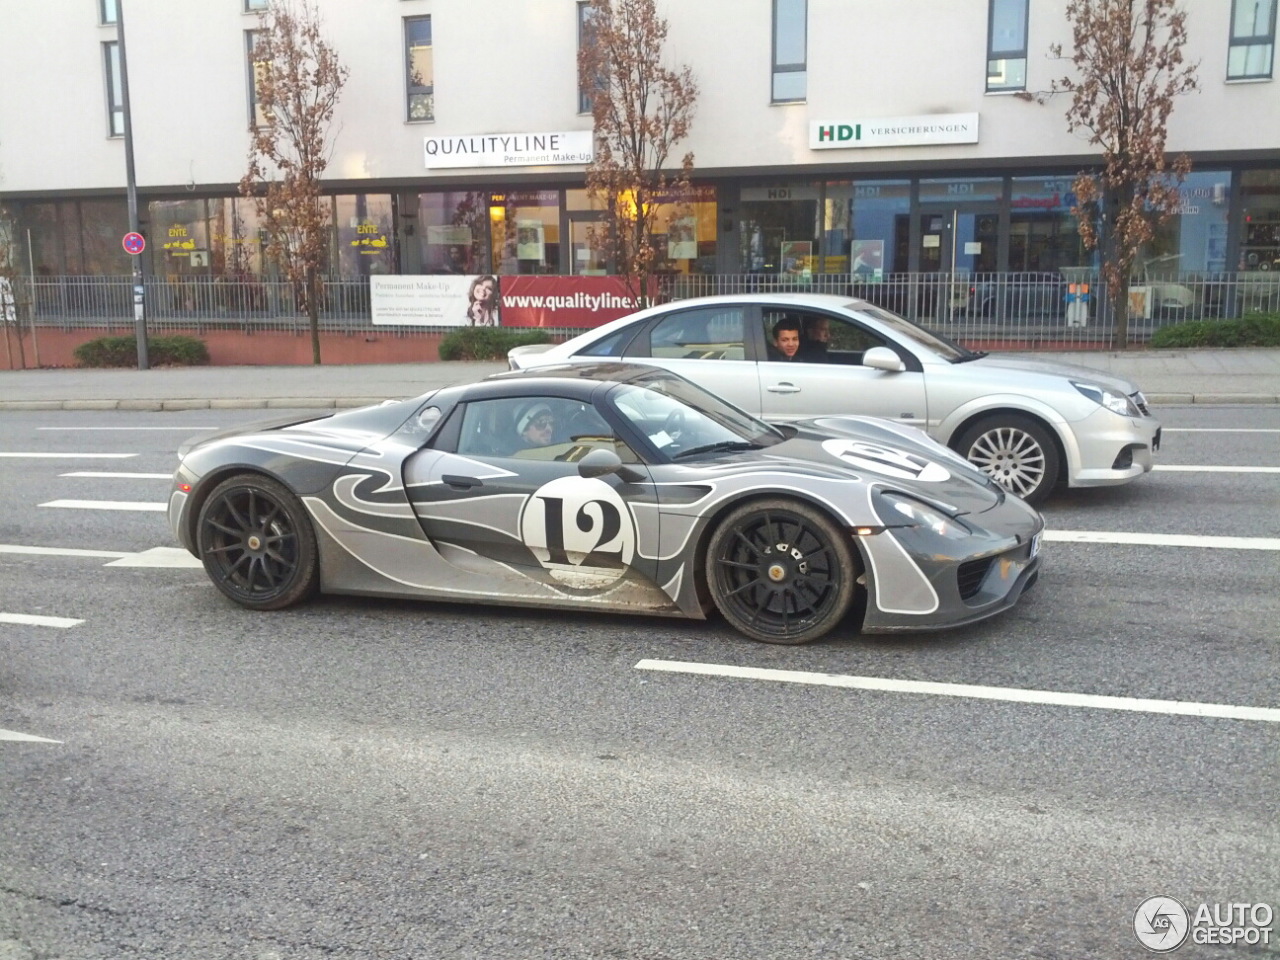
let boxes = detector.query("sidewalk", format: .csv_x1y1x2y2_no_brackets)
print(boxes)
1,350,1278,411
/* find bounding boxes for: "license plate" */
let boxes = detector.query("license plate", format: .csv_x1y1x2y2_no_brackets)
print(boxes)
1030,533,1041,558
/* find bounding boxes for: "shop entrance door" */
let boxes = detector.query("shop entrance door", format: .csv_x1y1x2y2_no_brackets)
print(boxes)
917,206,999,323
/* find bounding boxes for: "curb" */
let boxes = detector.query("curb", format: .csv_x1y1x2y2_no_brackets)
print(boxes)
1,394,1277,411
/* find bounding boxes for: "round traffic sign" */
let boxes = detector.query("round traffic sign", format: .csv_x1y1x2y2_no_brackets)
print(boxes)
122,232,146,255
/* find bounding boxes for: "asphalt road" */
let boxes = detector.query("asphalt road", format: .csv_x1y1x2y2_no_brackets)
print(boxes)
1,406,1277,960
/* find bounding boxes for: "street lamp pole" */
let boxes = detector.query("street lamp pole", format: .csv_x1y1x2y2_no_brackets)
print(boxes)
117,0,149,370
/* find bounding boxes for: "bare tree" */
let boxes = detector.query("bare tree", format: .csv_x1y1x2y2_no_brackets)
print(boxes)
239,0,347,365
0,205,28,369
1031,0,1199,348
579,0,698,307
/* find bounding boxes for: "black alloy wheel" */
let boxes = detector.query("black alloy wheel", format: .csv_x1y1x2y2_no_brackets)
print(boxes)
196,474,319,610
705,498,858,644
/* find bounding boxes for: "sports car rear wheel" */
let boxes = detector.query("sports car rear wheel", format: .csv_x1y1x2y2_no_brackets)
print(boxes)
197,474,319,610
955,415,1060,506
705,499,857,645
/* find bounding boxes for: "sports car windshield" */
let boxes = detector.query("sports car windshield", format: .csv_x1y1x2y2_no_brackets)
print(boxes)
854,304,973,362
607,373,785,455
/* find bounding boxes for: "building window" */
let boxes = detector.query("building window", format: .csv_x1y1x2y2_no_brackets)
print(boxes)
99,0,118,25
578,1,599,114
405,16,433,121
771,0,806,102
244,0,269,11
103,41,124,137
987,0,1028,91
1228,0,1276,80
246,30,268,127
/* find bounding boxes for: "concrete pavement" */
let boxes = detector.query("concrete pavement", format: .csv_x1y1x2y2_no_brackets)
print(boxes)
1,349,1279,411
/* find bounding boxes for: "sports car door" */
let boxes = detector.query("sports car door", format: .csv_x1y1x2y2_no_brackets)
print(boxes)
756,308,929,429
405,395,666,605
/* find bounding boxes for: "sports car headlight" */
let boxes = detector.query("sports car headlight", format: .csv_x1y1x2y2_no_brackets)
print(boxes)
1072,381,1140,417
882,494,970,539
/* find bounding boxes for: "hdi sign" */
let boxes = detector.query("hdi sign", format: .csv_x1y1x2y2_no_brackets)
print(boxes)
809,113,979,150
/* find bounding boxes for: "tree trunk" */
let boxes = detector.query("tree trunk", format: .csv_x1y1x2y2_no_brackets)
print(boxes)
308,269,322,365
1103,186,1131,350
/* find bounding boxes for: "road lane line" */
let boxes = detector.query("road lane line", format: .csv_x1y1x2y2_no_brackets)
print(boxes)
1153,465,1280,473
0,544,131,559
0,544,198,567
635,660,1280,723
38,426,218,431
0,452,137,459
39,499,167,512
1161,428,1280,433
1047,530,1280,550
0,729,62,743
105,547,202,568
0,612,84,628
59,471,172,479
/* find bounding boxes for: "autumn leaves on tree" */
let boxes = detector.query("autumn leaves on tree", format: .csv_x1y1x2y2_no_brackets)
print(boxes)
240,0,348,365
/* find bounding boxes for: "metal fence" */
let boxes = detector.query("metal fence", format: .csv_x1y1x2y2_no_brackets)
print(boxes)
9,271,1280,347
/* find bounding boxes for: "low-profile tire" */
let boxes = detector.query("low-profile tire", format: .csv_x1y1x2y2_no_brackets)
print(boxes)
196,474,319,610
704,498,857,645
954,415,1060,506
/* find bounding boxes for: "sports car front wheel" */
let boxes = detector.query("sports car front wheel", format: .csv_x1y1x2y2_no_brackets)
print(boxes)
196,474,319,610
705,499,857,645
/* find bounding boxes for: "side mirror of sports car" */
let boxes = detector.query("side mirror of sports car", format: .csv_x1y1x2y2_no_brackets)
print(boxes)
577,447,645,483
862,346,906,373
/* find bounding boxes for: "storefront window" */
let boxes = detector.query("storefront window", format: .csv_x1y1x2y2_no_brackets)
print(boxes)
1239,169,1279,272
740,184,820,275
336,194,394,275
150,199,210,276
824,180,910,275
78,199,130,275
1150,170,1232,275
491,190,560,275
1009,176,1091,272
208,198,265,277
418,191,488,274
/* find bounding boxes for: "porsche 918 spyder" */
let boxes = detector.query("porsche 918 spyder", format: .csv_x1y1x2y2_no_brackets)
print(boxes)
170,363,1044,644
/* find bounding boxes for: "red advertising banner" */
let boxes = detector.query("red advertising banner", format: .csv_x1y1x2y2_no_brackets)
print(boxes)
498,276,650,328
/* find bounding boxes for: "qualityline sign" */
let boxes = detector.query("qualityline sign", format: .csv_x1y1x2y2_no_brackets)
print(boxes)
500,277,650,328
1134,896,1273,952
809,113,979,150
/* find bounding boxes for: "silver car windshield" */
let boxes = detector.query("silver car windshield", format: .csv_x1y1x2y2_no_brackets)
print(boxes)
854,304,972,362
607,375,784,453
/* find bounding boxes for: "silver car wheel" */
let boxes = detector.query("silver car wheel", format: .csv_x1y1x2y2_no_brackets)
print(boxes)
956,416,1060,505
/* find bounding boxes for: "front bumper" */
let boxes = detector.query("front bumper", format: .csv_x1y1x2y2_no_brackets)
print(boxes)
1066,406,1162,488
858,491,1044,633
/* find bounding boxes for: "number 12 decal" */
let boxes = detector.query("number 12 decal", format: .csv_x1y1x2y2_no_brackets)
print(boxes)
520,476,637,589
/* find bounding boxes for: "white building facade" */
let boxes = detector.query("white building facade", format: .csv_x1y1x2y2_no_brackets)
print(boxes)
0,0,1277,282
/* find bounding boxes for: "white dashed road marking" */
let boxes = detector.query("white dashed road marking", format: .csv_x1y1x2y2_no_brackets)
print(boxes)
0,729,62,743
1162,428,1280,433
60,471,172,479
636,660,1280,724
0,544,131,559
0,542,199,568
105,547,202,568
39,499,167,512
0,452,136,459
0,612,84,628
1154,465,1280,473
1047,530,1280,550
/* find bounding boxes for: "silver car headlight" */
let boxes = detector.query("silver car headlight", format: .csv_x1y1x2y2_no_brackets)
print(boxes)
1072,381,1141,417
882,494,970,540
